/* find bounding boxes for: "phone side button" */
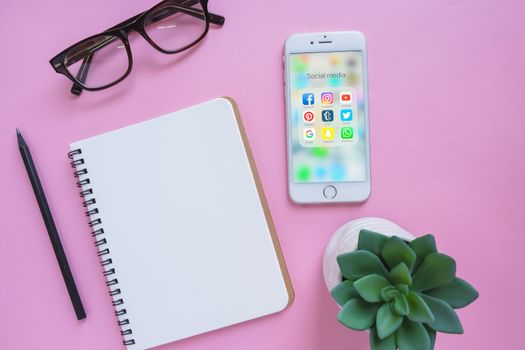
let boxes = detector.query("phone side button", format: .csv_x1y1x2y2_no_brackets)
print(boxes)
323,185,337,200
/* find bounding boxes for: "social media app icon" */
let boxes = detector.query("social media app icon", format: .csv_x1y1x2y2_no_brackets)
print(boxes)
340,91,352,104
341,126,354,139
321,110,334,122
303,110,315,123
322,127,335,140
340,109,353,121
321,92,334,105
304,128,316,140
302,93,315,106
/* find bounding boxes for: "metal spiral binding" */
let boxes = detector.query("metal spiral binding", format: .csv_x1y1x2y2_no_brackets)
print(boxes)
68,149,135,347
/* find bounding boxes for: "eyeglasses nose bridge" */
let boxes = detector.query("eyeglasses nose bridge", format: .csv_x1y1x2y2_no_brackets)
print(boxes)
113,29,134,58
117,23,167,55
117,22,160,51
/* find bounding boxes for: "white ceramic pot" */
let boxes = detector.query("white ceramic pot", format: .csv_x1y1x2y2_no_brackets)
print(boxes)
323,217,415,292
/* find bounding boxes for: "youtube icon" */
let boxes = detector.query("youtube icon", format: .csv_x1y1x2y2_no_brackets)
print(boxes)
340,91,352,105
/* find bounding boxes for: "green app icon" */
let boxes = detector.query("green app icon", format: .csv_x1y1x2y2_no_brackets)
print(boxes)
341,127,354,139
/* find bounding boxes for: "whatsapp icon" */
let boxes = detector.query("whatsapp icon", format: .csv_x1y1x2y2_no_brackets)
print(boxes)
341,127,354,139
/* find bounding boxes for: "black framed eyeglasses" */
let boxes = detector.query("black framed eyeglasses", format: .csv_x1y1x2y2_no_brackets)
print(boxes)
50,0,224,96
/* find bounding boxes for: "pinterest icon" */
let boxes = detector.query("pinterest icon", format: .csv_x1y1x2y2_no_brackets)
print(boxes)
303,110,315,123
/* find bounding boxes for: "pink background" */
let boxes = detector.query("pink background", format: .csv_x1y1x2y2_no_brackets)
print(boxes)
1,0,524,349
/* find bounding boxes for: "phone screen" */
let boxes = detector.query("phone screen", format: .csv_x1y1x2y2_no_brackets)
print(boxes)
289,51,367,183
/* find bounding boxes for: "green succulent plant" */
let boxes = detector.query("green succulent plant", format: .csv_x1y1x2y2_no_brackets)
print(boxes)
331,230,479,350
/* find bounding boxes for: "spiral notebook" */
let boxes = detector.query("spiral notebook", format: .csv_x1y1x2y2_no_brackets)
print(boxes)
68,98,294,350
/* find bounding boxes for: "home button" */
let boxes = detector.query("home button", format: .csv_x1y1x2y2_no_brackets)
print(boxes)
323,185,337,200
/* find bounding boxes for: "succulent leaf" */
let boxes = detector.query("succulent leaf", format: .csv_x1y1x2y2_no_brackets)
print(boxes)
420,294,464,334
338,299,380,331
370,326,397,350
424,325,437,350
376,303,403,339
381,286,399,302
381,236,416,271
337,251,389,281
411,253,456,291
396,320,431,350
425,277,479,309
410,234,437,272
396,284,409,296
354,274,392,303
358,229,389,256
331,280,359,307
389,263,412,286
393,293,409,316
406,291,434,323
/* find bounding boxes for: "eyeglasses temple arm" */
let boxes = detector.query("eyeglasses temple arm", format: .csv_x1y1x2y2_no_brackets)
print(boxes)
70,55,93,95
174,0,225,25
69,36,119,95
144,6,224,26
206,12,225,25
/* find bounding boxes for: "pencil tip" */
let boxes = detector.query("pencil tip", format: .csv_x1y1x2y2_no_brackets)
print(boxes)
16,127,24,145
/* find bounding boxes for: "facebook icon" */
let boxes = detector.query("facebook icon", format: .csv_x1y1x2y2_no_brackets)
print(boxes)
302,93,315,106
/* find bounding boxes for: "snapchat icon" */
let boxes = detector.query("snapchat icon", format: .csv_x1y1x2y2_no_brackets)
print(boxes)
322,127,335,141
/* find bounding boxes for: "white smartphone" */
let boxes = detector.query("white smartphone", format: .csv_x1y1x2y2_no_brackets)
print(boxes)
284,31,371,203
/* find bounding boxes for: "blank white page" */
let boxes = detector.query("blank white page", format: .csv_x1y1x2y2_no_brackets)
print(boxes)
70,98,293,350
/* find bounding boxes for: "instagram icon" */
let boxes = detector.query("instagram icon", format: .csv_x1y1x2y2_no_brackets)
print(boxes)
321,92,334,105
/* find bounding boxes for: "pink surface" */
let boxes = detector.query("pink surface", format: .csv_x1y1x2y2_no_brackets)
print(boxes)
1,0,524,349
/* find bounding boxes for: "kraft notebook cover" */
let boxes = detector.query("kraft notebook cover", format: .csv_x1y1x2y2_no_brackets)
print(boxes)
68,97,294,349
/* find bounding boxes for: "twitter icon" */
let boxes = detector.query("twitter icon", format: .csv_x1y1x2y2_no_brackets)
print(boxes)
340,109,353,121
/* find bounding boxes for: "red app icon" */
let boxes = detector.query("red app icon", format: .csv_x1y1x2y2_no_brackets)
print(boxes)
303,110,315,122
340,91,352,104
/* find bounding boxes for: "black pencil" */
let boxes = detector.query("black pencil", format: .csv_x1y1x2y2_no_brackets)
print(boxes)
17,128,86,320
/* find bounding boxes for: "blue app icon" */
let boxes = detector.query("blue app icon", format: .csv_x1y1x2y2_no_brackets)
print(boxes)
340,109,353,121
302,93,315,106
321,110,334,122
331,163,346,181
